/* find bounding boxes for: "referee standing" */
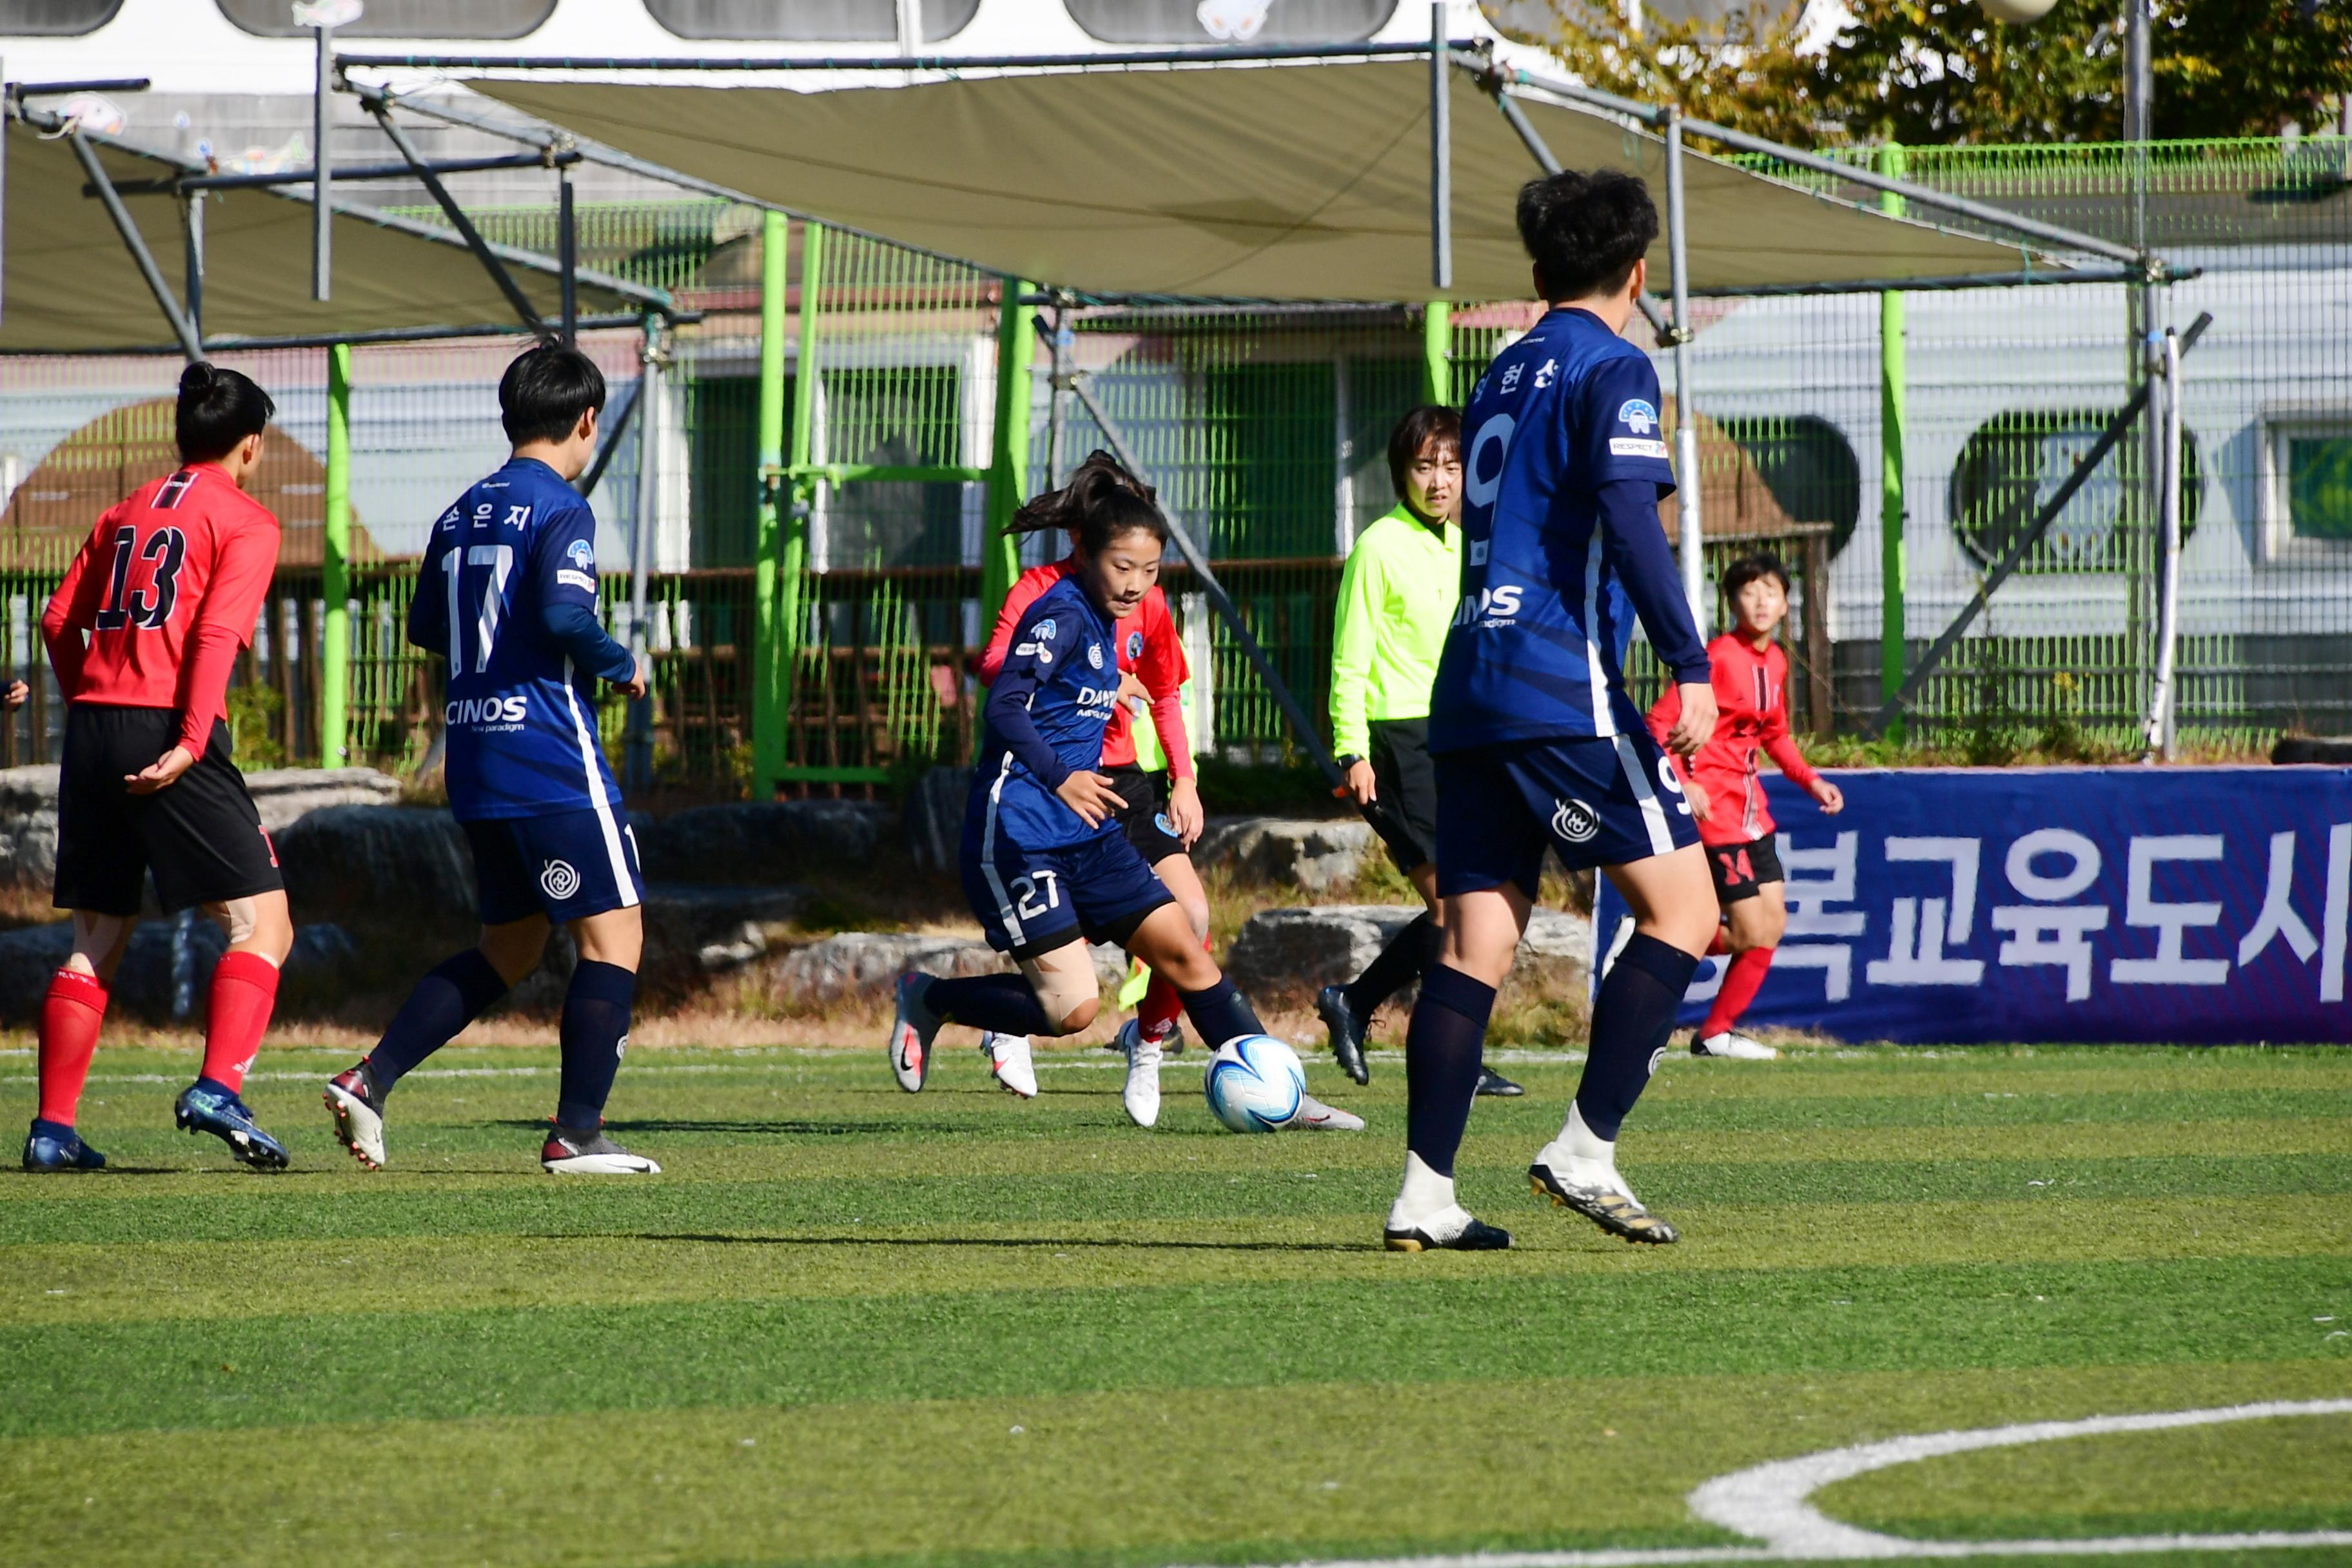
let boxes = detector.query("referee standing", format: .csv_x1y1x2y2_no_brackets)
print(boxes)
1317,406,1521,1097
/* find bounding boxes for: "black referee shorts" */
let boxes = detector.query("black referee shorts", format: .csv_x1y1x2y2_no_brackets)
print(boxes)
1367,717,1439,874
52,705,282,917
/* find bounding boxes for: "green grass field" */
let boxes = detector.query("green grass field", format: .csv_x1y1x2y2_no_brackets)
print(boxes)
1,1038,2347,1568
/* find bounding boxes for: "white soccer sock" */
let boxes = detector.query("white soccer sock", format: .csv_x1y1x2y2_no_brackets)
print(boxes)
1538,1102,1618,1179
1387,1150,1456,1228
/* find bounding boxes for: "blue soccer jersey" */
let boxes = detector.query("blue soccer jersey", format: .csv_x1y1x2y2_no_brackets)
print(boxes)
409,457,635,824
1429,307,1711,753
966,575,1123,852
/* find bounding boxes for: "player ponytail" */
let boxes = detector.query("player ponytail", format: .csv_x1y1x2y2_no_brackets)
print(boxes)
1008,450,1168,556
175,362,275,464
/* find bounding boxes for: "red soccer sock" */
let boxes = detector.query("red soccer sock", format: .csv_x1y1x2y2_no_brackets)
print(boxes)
200,952,281,1095
1706,926,1731,957
1701,946,1775,1039
37,968,108,1126
1138,972,1183,1040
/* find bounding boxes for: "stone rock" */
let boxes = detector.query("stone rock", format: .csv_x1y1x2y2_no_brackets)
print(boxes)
0,916,356,1024
641,883,810,980
770,930,1010,1003
1226,903,1594,1001
903,765,973,876
242,767,402,834
275,805,475,923
640,799,894,885
1195,816,1375,892
2273,735,2352,765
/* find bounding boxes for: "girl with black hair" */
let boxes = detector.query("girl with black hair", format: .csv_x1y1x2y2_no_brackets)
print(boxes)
888,455,1274,1128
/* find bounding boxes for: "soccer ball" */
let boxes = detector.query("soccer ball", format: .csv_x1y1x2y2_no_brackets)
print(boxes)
1203,1035,1306,1133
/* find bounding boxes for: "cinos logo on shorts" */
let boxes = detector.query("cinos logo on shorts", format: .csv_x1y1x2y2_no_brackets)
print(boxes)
447,696,529,725
540,859,581,900
1551,796,1599,843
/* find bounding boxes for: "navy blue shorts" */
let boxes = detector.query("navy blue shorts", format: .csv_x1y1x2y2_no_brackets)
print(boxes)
464,806,646,926
961,825,1175,961
1435,730,1700,897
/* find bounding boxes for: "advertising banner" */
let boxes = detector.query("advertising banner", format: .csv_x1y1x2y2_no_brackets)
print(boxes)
1592,768,2352,1044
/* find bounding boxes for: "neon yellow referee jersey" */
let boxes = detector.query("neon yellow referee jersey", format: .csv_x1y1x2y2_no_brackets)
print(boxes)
1329,503,1462,759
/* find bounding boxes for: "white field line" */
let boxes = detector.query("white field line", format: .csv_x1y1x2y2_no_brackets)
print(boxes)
1208,1402,2352,1568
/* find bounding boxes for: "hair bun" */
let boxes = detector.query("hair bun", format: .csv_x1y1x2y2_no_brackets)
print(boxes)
179,362,218,395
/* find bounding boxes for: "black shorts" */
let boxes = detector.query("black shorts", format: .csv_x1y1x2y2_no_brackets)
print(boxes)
1704,834,1784,905
1103,764,1186,865
52,705,283,917
1367,717,1438,873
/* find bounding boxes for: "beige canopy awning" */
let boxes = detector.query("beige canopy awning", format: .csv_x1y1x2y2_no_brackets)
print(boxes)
473,59,2036,300
2,124,669,353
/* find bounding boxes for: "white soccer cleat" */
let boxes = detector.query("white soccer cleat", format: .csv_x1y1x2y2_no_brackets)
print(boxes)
1693,1030,1779,1061
322,1064,387,1170
1294,1093,1364,1132
540,1128,661,1175
1117,1017,1163,1128
888,974,941,1093
983,1032,1038,1099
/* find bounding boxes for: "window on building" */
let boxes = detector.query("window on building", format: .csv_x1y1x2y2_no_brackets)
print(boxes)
1716,414,1861,558
2263,418,2352,554
646,0,979,42
215,0,553,37
0,0,121,35
1950,407,2202,573
1065,0,1395,46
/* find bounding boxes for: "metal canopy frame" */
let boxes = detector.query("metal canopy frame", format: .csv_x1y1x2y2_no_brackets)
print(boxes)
338,29,2184,774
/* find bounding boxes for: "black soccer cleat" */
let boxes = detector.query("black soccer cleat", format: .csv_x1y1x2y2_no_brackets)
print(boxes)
1384,1213,1514,1252
175,1083,290,1171
22,1119,104,1172
1317,985,1371,1085
1528,1160,1679,1245
1475,1067,1525,1097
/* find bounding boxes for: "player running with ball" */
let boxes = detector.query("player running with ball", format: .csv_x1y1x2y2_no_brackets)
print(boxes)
1383,169,1719,1252
1645,551,1845,1061
889,455,1274,1124
322,344,656,1175
24,364,294,1172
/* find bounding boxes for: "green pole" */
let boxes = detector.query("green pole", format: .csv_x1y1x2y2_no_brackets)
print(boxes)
322,341,351,763
1877,142,1907,743
981,278,1037,622
1422,300,1451,404
750,209,790,796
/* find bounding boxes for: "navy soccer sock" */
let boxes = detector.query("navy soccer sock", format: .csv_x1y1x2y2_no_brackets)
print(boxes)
1404,964,1494,1179
1342,912,1438,1016
1179,977,1262,1050
924,974,1054,1035
556,960,636,1131
1576,932,1700,1141
369,948,510,1094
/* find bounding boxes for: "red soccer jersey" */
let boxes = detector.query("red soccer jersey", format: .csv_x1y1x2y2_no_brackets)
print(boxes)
42,464,281,754
1645,632,1820,848
978,558,1192,776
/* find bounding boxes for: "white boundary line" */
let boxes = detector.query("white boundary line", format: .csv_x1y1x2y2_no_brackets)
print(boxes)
1213,1402,2352,1568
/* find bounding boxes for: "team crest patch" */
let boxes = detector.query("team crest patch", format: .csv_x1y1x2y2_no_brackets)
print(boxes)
540,859,581,900
1126,631,1144,660
1034,618,1057,641
1550,796,1600,844
1088,642,1104,669
1155,812,1176,837
567,538,595,571
1618,398,1659,435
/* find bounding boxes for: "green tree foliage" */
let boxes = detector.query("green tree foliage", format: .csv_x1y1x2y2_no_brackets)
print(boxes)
1492,0,2352,146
